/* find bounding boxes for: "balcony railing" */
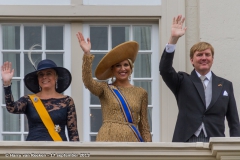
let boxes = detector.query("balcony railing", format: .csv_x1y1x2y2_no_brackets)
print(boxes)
0,137,240,160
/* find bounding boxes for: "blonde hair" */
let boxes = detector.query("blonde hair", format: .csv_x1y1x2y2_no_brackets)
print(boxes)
127,59,134,69
190,42,214,59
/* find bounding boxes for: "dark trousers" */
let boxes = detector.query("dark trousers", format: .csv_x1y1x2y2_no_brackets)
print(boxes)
187,130,209,142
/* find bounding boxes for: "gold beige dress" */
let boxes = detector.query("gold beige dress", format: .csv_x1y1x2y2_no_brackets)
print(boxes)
82,54,152,142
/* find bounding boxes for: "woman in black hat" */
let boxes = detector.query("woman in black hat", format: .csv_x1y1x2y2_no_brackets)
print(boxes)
77,32,151,142
1,57,79,141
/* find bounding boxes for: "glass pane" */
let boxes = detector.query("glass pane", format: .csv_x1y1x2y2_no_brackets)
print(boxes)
24,26,42,50
46,26,63,50
90,108,102,132
46,53,63,67
2,80,20,104
3,134,21,141
90,26,108,50
90,135,96,142
2,107,21,131
2,25,20,50
111,26,129,48
134,54,151,78
90,93,100,105
24,53,42,95
24,134,28,140
133,26,151,50
24,115,29,132
134,81,152,105
3,52,20,77
92,53,106,77
148,107,152,132
24,86,33,96
24,53,42,76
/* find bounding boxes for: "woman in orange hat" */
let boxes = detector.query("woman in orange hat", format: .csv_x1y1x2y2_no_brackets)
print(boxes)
77,32,151,142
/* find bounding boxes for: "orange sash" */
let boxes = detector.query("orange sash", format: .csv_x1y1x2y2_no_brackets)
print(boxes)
29,94,62,141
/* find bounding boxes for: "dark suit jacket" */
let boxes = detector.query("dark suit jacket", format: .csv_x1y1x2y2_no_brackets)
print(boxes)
159,49,240,142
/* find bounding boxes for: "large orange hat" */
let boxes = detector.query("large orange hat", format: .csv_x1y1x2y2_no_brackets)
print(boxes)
95,41,139,80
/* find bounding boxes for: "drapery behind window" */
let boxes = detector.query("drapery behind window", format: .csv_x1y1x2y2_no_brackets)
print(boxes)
133,26,152,132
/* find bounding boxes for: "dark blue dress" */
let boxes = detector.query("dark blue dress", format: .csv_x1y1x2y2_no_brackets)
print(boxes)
4,86,79,141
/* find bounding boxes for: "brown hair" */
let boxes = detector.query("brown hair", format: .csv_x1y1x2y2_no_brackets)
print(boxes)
190,42,214,59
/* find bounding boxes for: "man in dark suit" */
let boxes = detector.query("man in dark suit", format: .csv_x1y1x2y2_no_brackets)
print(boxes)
160,15,240,142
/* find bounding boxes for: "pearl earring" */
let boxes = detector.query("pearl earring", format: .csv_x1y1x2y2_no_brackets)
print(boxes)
56,80,58,89
128,75,131,81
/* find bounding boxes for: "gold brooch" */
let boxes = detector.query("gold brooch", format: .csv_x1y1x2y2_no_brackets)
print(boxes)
54,125,61,133
33,97,38,102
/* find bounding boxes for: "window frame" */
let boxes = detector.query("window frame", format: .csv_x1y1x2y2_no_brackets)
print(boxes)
83,0,161,5
82,23,160,142
0,23,71,141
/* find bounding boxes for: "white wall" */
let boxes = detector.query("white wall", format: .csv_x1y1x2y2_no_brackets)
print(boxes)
83,0,161,5
0,0,70,5
184,0,240,136
160,0,240,141
198,0,240,136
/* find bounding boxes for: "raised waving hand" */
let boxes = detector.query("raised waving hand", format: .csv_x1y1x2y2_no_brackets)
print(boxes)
169,15,187,44
1,61,14,86
76,32,91,55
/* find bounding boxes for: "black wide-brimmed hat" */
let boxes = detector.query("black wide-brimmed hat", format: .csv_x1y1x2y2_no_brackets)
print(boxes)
24,59,72,93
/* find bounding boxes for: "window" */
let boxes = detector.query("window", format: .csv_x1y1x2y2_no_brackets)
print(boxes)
82,23,160,142
0,24,71,141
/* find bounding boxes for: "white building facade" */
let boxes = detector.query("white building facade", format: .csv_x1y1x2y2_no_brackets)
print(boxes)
0,0,239,145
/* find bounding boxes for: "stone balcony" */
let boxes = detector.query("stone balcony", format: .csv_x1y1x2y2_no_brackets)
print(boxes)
0,138,240,160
